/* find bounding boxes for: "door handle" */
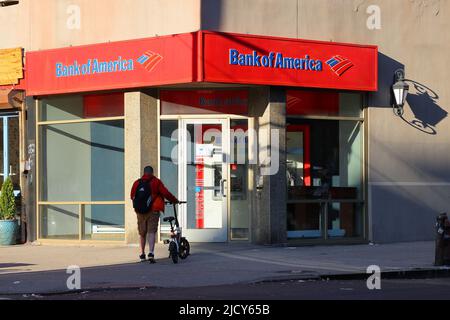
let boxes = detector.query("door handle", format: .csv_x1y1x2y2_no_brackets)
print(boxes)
220,179,227,198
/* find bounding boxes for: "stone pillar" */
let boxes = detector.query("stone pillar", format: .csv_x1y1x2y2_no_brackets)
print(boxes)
249,87,287,245
25,97,37,242
124,92,158,245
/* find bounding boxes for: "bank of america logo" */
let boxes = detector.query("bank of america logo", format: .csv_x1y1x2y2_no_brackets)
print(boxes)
326,55,354,76
137,51,163,72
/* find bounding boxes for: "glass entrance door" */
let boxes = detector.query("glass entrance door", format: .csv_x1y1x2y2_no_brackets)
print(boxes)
179,119,228,242
0,114,20,194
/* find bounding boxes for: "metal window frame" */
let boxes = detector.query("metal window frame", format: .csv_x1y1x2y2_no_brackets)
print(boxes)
159,115,252,243
0,112,19,179
35,99,126,244
285,105,367,244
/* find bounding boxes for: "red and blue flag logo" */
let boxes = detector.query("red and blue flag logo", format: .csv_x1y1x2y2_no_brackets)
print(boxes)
326,55,354,76
137,51,163,72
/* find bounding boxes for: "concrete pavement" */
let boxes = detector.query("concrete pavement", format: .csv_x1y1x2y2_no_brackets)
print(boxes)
0,241,444,295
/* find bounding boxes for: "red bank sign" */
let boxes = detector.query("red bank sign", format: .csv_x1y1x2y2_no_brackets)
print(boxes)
201,31,378,91
26,33,197,96
25,31,377,96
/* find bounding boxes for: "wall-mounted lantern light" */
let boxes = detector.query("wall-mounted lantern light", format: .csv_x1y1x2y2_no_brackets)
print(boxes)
392,69,410,116
0,1,19,7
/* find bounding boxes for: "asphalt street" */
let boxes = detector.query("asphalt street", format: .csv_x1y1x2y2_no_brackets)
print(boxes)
4,277,450,300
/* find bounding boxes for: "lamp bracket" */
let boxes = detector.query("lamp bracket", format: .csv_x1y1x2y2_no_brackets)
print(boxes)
394,69,405,82
393,105,404,117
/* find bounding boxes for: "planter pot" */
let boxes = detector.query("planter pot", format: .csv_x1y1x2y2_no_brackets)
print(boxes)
0,219,18,246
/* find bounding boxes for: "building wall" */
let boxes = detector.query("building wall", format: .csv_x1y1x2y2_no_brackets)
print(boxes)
124,92,158,244
1,0,448,243
0,0,200,50
201,0,450,243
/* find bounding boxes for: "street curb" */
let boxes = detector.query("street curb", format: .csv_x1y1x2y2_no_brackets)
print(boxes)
249,267,450,284
0,285,163,298
324,268,450,280
3,267,450,298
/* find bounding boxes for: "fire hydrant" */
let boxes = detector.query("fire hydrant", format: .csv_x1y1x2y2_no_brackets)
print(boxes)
435,213,450,266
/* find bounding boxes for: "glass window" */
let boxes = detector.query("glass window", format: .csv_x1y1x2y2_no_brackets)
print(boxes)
287,119,363,201
160,120,179,240
0,116,20,190
38,94,125,242
39,120,124,202
287,125,310,187
40,93,124,122
287,203,323,239
287,202,364,240
287,90,362,117
185,123,224,229
40,204,79,240
286,117,364,241
327,202,364,238
83,204,125,241
230,119,250,240
339,92,363,117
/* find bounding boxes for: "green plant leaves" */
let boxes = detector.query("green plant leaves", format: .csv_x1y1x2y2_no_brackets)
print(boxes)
0,177,16,220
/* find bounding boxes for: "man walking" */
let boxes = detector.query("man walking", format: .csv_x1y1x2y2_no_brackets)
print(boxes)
130,166,178,263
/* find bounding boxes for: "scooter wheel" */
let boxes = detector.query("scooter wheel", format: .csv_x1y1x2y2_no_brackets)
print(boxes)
169,242,178,264
179,238,190,259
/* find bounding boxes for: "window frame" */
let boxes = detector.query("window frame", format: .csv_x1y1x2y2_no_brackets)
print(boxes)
35,97,126,243
285,96,367,243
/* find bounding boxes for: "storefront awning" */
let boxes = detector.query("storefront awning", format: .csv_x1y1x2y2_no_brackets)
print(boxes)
25,31,378,96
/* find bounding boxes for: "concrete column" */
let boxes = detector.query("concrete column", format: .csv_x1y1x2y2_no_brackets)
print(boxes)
25,97,37,242
249,87,287,245
124,92,158,245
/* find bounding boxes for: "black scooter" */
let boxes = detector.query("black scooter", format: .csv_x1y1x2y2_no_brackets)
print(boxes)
163,201,190,264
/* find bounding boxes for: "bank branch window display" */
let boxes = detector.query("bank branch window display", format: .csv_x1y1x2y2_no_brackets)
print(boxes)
286,90,364,241
37,93,125,241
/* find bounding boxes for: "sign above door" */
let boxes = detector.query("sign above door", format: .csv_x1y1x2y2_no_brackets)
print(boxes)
25,31,378,96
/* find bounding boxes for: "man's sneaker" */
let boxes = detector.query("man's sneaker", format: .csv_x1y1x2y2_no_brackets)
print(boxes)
148,253,156,264
139,254,146,262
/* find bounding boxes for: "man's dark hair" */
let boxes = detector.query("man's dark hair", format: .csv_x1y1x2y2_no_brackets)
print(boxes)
144,166,154,175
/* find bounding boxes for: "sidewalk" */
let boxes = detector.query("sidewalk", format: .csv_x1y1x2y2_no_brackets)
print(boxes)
0,241,443,295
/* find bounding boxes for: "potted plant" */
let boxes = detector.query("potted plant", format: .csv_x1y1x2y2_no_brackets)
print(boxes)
0,177,18,246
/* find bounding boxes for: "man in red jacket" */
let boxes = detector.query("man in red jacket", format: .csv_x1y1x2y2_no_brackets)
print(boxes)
130,166,178,263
